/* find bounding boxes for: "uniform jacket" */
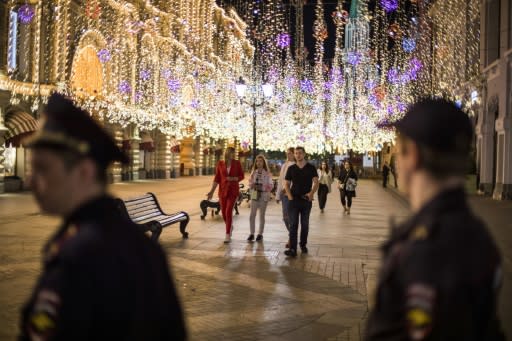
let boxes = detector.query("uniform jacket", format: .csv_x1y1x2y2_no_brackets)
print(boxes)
249,168,274,202
213,159,244,200
365,188,504,341
19,196,186,341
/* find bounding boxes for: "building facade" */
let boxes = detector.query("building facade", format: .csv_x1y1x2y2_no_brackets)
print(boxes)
0,0,254,193
477,0,512,199
413,0,511,200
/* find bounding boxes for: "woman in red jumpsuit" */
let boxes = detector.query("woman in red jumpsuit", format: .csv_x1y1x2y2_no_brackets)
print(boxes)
207,147,245,243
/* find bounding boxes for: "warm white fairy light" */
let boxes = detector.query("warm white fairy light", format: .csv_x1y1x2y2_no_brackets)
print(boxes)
2,0,478,154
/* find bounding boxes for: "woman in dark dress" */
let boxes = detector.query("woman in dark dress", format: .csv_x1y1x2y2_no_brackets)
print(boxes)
337,161,358,215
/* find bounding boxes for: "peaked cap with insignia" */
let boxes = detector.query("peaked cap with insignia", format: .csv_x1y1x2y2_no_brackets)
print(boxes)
26,93,129,168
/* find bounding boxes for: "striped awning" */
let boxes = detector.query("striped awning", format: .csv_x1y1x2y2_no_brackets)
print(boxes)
4,111,38,146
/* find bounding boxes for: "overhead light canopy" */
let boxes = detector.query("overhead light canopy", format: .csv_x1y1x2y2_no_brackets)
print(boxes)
235,77,273,99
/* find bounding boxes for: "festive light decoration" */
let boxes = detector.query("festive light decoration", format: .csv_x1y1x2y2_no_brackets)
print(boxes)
97,49,111,63
381,0,399,13
4,0,476,155
118,80,131,95
347,51,362,65
18,4,35,25
402,38,416,53
167,79,181,92
276,33,291,48
332,10,349,26
300,79,314,93
139,69,151,81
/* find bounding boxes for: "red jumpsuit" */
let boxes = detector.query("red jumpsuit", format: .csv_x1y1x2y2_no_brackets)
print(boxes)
213,160,244,234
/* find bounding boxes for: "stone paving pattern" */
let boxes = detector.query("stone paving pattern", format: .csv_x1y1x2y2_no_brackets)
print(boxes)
0,176,510,340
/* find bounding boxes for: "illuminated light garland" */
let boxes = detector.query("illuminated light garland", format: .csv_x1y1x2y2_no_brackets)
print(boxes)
118,80,131,94
97,48,111,63
3,0,450,154
18,4,35,24
300,79,314,93
380,0,399,13
276,33,291,48
402,37,416,53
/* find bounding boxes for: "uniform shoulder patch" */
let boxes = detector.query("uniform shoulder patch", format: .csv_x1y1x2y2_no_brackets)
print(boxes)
28,289,61,339
409,225,428,241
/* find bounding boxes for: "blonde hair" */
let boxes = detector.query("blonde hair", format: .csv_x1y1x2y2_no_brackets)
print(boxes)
252,154,269,172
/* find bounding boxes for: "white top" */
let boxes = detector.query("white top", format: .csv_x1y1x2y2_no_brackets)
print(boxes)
317,169,333,192
277,160,295,196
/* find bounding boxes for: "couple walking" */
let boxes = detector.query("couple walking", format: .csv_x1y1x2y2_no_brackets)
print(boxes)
313,160,359,215
206,147,273,243
277,147,319,257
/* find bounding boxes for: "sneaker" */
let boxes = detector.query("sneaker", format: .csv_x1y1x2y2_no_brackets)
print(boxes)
247,234,254,242
300,246,308,254
256,234,263,242
284,249,297,257
224,234,231,243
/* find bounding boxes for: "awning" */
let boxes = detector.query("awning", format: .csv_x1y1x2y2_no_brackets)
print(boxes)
4,111,38,147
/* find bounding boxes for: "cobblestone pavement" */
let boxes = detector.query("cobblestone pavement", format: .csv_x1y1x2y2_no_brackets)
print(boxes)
1,176,509,340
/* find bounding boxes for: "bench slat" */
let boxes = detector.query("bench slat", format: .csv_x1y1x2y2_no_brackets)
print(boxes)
127,209,159,218
131,212,162,222
127,205,159,216
125,198,157,208
124,194,154,204
117,193,189,240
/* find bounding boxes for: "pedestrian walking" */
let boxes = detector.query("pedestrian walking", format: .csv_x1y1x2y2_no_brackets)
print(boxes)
366,98,505,340
207,147,244,243
284,146,319,257
20,93,186,341
276,147,295,247
247,154,274,242
317,161,333,213
382,161,390,188
338,161,358,215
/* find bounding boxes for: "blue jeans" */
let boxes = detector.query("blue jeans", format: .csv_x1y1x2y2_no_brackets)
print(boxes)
288,198,312,250
280,192,290,232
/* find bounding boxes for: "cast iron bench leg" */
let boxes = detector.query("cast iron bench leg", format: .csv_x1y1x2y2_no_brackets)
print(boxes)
180,218,189,239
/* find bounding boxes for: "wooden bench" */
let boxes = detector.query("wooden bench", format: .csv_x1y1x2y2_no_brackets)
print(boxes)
116,193,189,241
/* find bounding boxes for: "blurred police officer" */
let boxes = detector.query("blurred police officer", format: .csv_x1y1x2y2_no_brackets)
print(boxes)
366,98,504,340
20,93,186,340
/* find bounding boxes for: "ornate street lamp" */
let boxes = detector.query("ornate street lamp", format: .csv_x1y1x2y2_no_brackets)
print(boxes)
235,77,273,162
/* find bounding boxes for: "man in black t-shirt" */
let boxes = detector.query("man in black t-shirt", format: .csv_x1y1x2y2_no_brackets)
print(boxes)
284,146,319,257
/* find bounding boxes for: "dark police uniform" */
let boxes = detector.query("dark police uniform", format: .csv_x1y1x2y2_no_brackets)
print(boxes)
367,98,505,340
365,188,504,340
20,94,186,340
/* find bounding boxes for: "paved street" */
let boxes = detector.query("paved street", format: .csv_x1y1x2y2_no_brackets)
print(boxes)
0,176,510,340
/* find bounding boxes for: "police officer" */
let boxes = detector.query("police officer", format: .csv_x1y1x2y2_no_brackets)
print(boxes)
20,93,186,340
366,98,505,340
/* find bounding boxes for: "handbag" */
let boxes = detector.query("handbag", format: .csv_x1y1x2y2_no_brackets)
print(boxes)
250,189,260,201
346,178,357,191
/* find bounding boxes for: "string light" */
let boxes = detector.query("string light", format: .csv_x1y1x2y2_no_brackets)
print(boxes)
2,0,480,154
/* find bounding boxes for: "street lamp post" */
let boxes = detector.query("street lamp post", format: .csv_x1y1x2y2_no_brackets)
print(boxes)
235,77,273,163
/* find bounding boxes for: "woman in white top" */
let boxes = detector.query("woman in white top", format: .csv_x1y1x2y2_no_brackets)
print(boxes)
248,154,274,242
317,161,333,213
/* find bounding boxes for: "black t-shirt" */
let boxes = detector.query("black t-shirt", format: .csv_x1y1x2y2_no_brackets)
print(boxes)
285,162,318,198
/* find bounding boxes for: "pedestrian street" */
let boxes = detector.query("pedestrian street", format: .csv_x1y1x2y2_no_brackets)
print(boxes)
1,176,510,340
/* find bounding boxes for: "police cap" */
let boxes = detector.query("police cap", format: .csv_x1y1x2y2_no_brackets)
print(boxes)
26,93,129,168
380,98,473,154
